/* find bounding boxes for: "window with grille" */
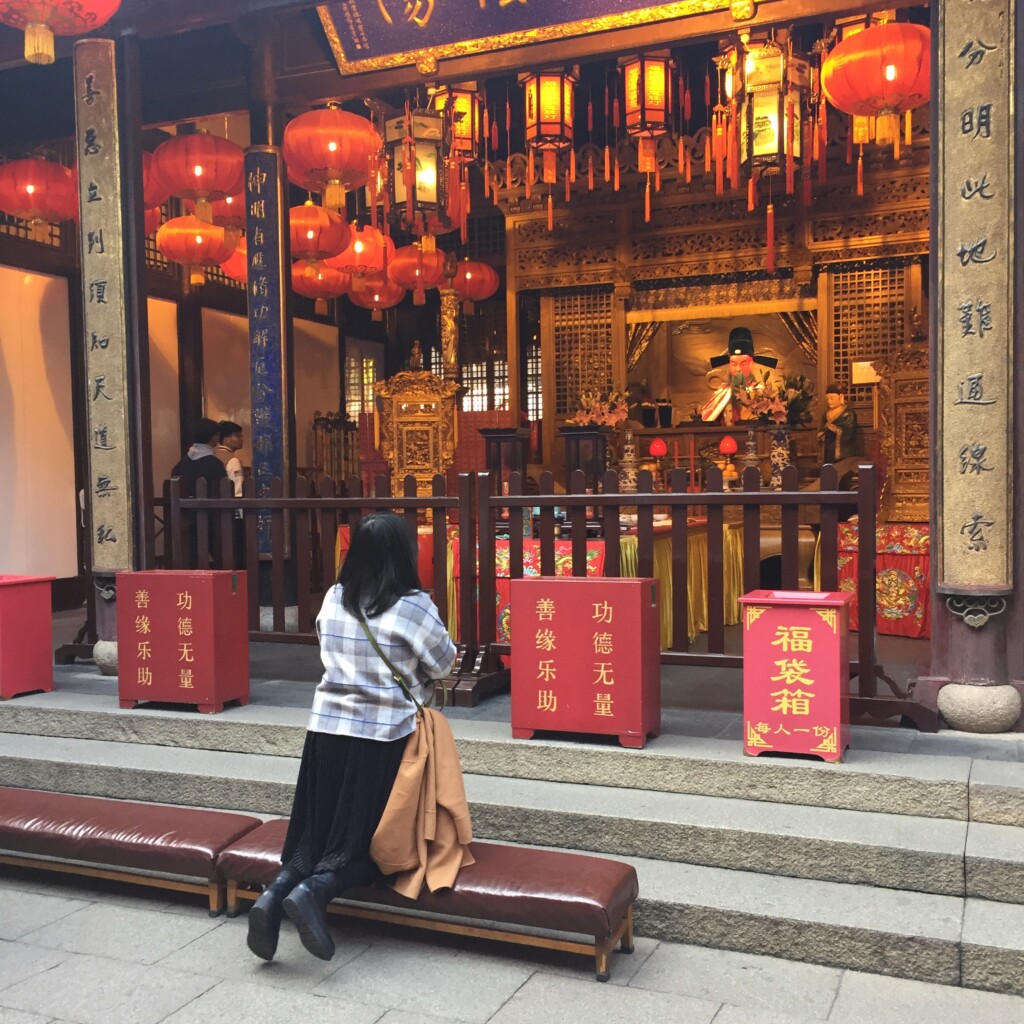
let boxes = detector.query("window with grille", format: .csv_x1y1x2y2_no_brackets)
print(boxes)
552,288,614,415
830,265,906,400
343,339,383,417
525,341,542,421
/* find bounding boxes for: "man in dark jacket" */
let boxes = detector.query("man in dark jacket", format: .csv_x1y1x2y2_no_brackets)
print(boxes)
171,418,228,566
171,418,228,496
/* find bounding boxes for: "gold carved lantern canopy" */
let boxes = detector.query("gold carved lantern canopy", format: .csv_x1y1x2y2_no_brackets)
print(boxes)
374,371,460,497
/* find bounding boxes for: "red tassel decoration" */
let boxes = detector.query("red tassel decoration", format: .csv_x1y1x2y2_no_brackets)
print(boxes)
613,153,620,191
483,106,490,148
564,168,570,203
905,110,912,147
483,161,490,200
604,144,611,182
588,153,594,191
678,135,684,175
684,80,692,123
715,123,724,195
846,130,853,166
588,98,594,133
685,144,692,184
505,96,511,133
524,156,532,200
491,117,499,153
604,82,610,118
462,171,471,216
704,133,712,174
704,71,711,108
570,147,576,184
766,202,776,273
645,178,651,223
856,146,864,196
893,128,901,162
542,149,557,184
613,95,620,130
747,175,756,212
655,160,661,192
547,192,553,232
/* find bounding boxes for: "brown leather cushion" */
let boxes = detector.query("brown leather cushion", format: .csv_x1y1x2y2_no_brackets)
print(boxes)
0,787,261,878
218,819,638,940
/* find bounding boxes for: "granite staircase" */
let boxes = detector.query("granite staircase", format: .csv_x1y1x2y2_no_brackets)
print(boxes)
1,690,1023,994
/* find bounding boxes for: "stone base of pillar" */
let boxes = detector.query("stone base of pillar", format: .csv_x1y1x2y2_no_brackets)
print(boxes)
911,676,1024,733
92,640,118,677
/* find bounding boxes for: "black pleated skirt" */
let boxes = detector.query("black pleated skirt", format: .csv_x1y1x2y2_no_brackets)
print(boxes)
281,730,406,881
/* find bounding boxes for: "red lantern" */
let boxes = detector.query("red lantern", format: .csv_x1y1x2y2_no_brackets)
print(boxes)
0,0,121,65
649,437,668,458
0,158,77,238
156,214,239,286
219,237,247,283
142,151,171,209
186,191,245,231
452,259,499,313
347,271,405,321
289,201,350,262
282,107,381,211
719,435,739,456
144,206,163,237
821,22,930,141
152,132,244,222
387,244,447,305
324,224,394,282
292,260,351,315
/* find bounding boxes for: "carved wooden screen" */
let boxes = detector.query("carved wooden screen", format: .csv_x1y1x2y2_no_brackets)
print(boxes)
830,264,906,399
552,288,614,415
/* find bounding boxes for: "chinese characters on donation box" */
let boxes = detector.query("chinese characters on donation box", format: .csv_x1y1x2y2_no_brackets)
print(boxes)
739,590,854,763
116,571,250,714
510,577,660,749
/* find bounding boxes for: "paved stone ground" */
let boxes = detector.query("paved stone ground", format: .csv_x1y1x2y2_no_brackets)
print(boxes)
3,868,1024,1024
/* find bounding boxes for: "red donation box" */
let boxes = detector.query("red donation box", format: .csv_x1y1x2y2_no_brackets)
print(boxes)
0,575,55,699
739,589,854,763
116,570,250,714
510,577,661,748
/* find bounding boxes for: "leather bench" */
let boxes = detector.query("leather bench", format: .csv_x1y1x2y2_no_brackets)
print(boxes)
217,818,638,981
0,786,262,916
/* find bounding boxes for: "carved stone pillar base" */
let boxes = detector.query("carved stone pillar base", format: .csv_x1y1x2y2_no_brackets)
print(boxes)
911,676,1024,733
93,640,118,676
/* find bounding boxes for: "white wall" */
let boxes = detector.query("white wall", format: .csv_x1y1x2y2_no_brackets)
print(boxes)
148,297,180,489
202,308,339,472
0,265,78,578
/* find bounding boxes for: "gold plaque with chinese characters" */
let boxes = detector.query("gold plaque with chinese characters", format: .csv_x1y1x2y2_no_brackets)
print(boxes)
936,2,1014,592
74,40,136,573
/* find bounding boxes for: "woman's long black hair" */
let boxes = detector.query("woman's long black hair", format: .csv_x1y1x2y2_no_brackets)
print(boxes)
338,511,421,618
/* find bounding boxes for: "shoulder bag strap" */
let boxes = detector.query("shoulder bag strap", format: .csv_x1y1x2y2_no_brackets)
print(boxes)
358,617,439,712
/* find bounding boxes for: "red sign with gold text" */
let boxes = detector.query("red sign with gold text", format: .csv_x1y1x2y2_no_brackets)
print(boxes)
116,570,250,714
739,589,853,763
511,577,660,748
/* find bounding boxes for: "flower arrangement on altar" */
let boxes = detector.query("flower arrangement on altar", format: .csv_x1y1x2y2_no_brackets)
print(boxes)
735,373,815,428
567,389,630,428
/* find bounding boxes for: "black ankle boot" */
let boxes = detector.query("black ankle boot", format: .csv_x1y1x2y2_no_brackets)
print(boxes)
247,867,304,961
282,871,339,961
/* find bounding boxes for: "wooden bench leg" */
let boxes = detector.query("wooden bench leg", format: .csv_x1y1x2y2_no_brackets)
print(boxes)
594,940,611,983
208,881,225,918
620,905,635,954
225,879,241,918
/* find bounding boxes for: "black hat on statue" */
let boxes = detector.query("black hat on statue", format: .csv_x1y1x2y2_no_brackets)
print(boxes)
709,327,779,369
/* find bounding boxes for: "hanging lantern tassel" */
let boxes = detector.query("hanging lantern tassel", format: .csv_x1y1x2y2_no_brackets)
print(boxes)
704,132,712,174
766,202,776,274
505,96,511,133
704,71,711,108
856,145,864,197
677,135,684,175
604,145,611,182
462,167,471,216
570,147,576,184
483,105,490,149
525,150,534,199
747,174,756,212
403,139,415,222
684,82,692,123
613,152,620,191
645,176,651,223
654,158,661,193
905,110,913,148
547,191,553,232
715,121,724,195
893,125,901,162
685,143,692,184
564,167,571,203
613,95,620,130
818,100,828,185
785,100,795,195
588,98,594,134
728,102,739,191
605,82,610,119
491,115,499,153
483,161,490,200
587,152,594,191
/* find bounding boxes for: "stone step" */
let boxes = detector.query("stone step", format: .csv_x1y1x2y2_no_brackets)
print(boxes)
623,853,1024,994
6,694,1023,823
1,733,1022,903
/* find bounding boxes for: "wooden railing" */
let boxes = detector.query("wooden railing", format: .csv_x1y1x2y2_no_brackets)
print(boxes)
167,464,937,728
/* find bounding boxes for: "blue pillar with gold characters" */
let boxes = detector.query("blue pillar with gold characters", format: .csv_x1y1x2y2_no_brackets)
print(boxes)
244,147,296,553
